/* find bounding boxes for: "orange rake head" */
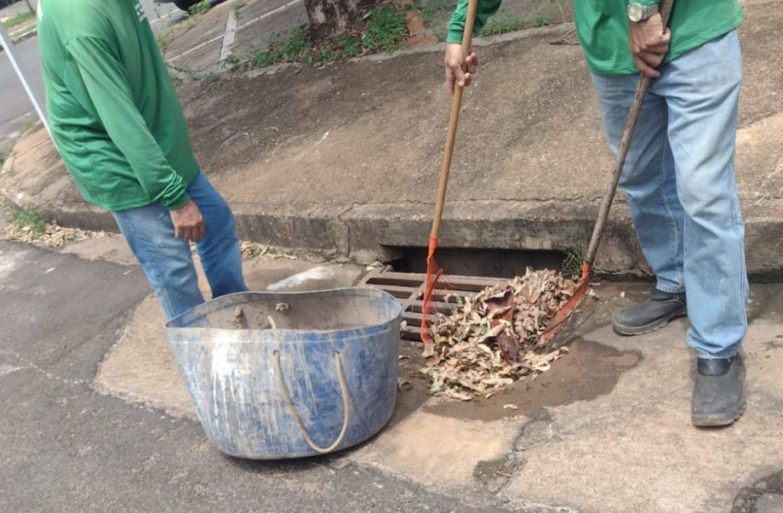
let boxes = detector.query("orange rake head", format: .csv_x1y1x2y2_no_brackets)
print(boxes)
539,262,592,345
421,235,444,355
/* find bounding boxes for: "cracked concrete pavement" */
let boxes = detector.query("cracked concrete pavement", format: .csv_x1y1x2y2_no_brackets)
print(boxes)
4,230,783,512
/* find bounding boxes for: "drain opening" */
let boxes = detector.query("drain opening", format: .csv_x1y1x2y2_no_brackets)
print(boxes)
383,246,568,279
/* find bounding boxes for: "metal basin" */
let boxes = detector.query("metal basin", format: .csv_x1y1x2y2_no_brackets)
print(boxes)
165,288,401,459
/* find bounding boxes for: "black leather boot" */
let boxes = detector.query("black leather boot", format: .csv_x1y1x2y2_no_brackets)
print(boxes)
692,355,745,427
612,289,686,336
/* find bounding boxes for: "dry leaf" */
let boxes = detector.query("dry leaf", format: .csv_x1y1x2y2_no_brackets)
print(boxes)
422,269,576,400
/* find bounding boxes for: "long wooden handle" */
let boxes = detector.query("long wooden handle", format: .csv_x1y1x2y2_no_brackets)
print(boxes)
430,0,481,239
585,0,676,265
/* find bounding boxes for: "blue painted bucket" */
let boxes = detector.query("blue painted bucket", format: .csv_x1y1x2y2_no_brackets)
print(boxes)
165,288,401,459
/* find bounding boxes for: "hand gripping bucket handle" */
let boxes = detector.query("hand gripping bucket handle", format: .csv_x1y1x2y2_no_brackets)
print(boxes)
273,351,351,454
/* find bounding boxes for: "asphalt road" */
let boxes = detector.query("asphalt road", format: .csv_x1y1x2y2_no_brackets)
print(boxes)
0,35,42,154
0,240,518,513
0,1,181,154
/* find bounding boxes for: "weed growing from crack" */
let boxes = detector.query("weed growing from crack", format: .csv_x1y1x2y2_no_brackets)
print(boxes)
222,52,241,68
13,208,47,236
189,0,212,17
562,248,584,279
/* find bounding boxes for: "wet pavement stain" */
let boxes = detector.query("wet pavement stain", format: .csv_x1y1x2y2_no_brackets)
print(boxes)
412,338,642,422
732,470,783,513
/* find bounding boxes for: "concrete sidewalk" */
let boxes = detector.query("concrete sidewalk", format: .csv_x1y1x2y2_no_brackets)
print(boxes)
58,233,783,513
1,0,782,277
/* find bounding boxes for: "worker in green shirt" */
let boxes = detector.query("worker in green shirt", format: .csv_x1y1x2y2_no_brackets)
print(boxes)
445,0,747,427
37,0,248,320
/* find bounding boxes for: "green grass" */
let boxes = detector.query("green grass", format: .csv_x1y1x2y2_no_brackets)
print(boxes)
240,3,408,70
246,22,365,68
479,12,524,36
13,208,47,235
221,52,241,68
156,28,174,53
168,63,202,80
189,0,212,16
363,5,408,53
2,10,35,30
562,248,584,279
531,10,551,28
415,2,436,27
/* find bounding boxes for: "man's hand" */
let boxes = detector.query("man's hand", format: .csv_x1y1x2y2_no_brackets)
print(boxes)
170,200,205,242
444,43,479,97
629,13,671,78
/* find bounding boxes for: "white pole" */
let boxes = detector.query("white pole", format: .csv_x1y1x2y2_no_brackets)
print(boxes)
0,20,50,136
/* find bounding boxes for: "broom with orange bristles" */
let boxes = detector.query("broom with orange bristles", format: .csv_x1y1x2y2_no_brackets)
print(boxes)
421,0,481,356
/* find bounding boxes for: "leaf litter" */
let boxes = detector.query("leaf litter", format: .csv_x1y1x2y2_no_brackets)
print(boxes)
422,269,577,401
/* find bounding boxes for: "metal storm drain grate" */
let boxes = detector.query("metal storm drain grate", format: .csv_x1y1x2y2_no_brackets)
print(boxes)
358,266,505,342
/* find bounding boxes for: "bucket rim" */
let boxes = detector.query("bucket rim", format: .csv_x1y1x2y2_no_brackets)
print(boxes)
165,287,402,335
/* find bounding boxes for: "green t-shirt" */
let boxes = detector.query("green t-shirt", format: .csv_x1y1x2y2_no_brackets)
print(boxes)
38,0,200,211
447,0,743,76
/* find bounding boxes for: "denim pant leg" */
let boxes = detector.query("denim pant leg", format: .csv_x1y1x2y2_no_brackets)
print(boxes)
656,31,748,358
187,174,249,297
113,204,205,321
591,74,685,293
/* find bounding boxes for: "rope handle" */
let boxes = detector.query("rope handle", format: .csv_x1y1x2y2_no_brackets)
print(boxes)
273,351,351,454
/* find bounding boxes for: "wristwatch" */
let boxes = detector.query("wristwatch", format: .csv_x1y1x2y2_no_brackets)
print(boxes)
628,3,659,22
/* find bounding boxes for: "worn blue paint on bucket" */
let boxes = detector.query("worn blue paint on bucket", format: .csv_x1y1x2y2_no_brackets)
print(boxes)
165,288,401,459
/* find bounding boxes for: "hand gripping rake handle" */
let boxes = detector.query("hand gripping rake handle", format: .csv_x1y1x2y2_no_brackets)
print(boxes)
584,0,676,268
429,0,481,245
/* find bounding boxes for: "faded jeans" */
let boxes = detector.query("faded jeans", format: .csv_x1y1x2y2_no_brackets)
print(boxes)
591,31,748,358
113,173,248,320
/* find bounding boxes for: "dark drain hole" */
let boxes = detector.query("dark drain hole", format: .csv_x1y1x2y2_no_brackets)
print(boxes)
383,247,568,279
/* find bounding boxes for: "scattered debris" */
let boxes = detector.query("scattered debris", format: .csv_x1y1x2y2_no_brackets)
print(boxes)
239,241,297,260
275,302,290,312
233,306,249,329
422,269,576,400
3,220,96,248
240,241,270,258
503,404,519,411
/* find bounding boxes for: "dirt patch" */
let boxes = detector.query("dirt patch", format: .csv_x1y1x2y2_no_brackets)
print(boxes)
392,336,641,423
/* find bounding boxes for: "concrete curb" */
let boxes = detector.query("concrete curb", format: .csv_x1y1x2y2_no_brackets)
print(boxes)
0,27,37,53
4,160,783,280
194,23,576,78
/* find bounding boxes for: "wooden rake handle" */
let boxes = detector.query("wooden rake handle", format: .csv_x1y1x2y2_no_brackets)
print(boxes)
430,0,481,239
585,0,676,265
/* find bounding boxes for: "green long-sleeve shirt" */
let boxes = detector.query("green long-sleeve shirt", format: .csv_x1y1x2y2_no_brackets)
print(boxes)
447,0,743,76
38,0,199,211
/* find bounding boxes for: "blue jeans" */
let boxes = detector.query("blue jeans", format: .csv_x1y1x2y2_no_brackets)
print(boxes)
591,31,748,359
113,173,248,320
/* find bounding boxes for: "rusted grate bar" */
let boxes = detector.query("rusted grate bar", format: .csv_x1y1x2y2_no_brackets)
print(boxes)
358,266,505,342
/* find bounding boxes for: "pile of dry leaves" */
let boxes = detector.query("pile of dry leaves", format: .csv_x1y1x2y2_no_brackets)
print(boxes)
422,269,577,401
3,222,94,248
